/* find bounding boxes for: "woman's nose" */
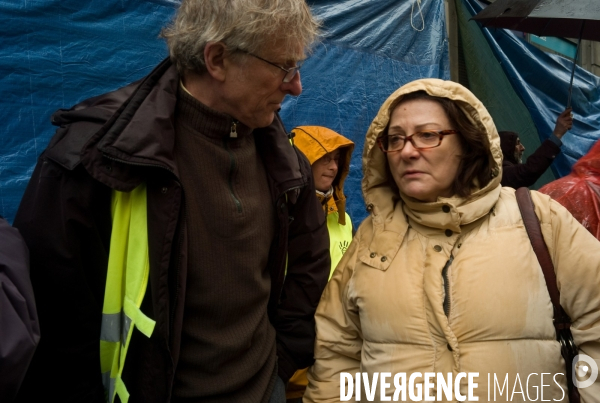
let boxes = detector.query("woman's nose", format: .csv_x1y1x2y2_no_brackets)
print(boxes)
400,140,419,158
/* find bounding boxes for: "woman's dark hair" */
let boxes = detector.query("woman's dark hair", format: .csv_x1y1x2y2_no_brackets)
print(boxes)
384,90,492,198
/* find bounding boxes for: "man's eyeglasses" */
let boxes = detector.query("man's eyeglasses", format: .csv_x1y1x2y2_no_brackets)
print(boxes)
377,130,459,153
237,49,303,83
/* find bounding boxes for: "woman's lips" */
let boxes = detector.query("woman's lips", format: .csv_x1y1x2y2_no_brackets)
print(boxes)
402,170,423,177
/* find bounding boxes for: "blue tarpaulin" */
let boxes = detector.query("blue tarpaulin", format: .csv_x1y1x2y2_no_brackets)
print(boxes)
0,0,449,226
1,0,176,222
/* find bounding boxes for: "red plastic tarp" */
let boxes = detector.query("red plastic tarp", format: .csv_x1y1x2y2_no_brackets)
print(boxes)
539,139,600,240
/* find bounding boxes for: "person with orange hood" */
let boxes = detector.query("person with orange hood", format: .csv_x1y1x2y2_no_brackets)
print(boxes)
285,126,354,402
540,138,600,240
291,126,355,278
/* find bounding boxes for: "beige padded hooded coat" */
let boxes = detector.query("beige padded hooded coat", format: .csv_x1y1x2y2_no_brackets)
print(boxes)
305,79,600,402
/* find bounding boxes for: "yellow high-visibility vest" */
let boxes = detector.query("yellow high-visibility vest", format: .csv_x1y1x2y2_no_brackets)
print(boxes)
100,184,156,403
326,211,353,280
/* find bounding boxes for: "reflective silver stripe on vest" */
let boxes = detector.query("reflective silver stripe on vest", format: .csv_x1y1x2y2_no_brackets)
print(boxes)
101,312,132,344
102,370,116,402
122,314,132,345
101,312,122,343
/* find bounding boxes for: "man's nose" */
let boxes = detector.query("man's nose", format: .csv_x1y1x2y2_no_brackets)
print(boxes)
281,71,302,96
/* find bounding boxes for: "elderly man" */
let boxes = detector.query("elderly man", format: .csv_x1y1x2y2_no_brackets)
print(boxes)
14,1,330,403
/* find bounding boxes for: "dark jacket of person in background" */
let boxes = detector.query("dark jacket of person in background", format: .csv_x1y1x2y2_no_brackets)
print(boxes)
0,217,39,402
499,108,572,188
499,131,561,188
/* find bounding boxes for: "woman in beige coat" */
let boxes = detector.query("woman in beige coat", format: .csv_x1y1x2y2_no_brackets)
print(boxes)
305,79,600,402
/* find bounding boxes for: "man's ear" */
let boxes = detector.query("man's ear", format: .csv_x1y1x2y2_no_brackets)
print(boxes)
204,42,227,82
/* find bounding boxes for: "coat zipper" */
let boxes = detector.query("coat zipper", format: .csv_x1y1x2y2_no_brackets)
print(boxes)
271,184,304,305
442,254,454,317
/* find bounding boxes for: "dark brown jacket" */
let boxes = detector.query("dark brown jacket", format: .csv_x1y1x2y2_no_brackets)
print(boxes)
13,58,330,403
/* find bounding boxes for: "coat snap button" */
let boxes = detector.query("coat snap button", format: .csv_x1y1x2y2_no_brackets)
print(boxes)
366,204,374,212
161,187,168,194
445,229,452,237
381,256,387,262
434,245,442,252
442,205,450,213
370,252,376,258
105,165,112,172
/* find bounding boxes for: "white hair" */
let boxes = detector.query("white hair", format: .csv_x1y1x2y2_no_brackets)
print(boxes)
161,0,321,74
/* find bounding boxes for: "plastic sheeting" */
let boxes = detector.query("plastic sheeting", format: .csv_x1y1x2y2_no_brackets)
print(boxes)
0,0,449,225
464,0,600,179
540,139,600,240
0,0,176,222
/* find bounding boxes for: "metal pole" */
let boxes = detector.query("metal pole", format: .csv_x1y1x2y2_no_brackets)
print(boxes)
567,21,586,109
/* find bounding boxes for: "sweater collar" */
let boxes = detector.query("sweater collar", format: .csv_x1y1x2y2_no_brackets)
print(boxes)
177,81,253,140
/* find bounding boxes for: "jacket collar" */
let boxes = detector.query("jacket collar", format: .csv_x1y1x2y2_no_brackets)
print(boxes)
401,186,501,232
95,58,180,175
46,58,305,195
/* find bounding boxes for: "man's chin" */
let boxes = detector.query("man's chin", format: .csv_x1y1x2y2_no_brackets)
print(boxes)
255,112,277,129
238,114,275,130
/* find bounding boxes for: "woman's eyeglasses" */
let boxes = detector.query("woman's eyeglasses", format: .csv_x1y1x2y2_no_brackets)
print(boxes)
377,130,459,153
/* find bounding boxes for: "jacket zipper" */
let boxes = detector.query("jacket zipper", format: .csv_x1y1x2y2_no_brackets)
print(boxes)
230,120,238,138
272,184,304,305
442,254,454,317
103,154,184,346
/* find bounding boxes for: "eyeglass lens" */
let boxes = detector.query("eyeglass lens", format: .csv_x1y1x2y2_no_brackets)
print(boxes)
283,68,298,83
384,131,442,151
321,153,341,164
